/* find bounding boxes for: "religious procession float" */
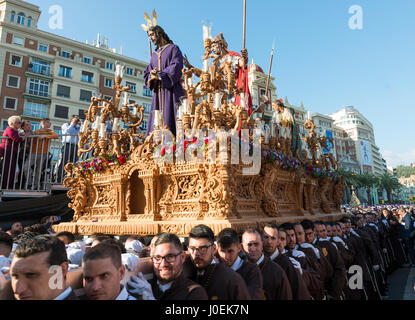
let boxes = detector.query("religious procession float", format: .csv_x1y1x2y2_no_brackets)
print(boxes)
54,9,346,237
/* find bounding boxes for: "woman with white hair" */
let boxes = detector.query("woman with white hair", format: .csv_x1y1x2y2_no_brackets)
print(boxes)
0,116,30,189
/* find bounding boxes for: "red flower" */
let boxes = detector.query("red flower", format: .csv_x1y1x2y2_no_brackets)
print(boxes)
161,147,166,156
205,139,209,145
172,145,176,153
266,153,270,160
118,156,127,164
191,138,197,144
184,141,189,149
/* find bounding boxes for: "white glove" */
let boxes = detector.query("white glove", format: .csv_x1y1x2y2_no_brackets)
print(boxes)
126,272,156,300
291,249,306,259
383,248,388,254
289,257,303,275
373,265,380,271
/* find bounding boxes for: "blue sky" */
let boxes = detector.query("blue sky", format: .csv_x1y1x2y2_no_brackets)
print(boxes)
31,0,415,167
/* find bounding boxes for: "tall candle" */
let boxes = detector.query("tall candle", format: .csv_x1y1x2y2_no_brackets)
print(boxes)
188,77,193,87
154,110,160,128
94,115,101,129
113,118,119,133
203,60,209,73
132,106,137,116
81,120,89,133
240,93,245,108
307,111,311,121
99,122,105,138
214,92,222,110
184,99,190,114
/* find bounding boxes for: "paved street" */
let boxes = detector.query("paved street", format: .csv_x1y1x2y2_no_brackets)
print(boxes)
385,267,415,300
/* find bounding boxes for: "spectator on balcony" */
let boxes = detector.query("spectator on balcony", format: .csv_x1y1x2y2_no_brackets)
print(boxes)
0,116,30,189
16,121,33,187
57,115,80,182
24,118,57,190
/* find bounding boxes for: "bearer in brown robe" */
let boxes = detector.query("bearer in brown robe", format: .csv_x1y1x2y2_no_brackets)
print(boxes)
149,233,208,300
216,228,264,300
183,225,251,300
242,228,292,300
262,223,311,300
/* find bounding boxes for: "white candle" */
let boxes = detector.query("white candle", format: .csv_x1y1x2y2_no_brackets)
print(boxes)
132,106,137,116
154,110,160,128
123,92,130,106
214,92,222,110
307,111,311,120
81,120,89,133
94,115,101,129
184,99,190,114
203,60,209,73
240,93,245,108
188,77,193,87
99,122,105,138
113,118,119,133
203,25,209,41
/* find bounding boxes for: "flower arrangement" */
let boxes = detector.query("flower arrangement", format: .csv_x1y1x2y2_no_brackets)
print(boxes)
72,153,129,173
262,150,302,172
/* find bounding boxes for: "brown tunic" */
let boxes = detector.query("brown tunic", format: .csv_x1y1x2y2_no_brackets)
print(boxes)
236,258,264,300
315,239,347,299
258,256,293,300
184,256,251,300
150,273,208,300
272,253,311,300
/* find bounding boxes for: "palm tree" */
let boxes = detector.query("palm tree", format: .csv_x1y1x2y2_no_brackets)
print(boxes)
358,173,379,205
377,173,401,203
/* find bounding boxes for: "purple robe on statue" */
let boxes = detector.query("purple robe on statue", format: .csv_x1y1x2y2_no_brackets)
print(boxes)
144,43,185,137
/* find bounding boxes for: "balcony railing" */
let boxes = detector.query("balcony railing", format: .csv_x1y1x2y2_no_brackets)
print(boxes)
27,65,52,77
0,134,82,198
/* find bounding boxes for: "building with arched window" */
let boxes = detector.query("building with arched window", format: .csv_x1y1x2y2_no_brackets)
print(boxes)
16,12,25,25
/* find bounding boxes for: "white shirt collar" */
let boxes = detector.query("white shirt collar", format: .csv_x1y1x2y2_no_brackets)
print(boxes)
116,285,136,300
54,287,73,300
230,256,244,271
256,254,265,266
270,249,280,261
157,280,173,293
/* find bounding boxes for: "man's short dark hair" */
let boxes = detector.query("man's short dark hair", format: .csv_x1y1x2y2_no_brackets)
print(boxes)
23,224,48,235
263,223,279,231
279,222,294,231
301,219,314,230
217,228,240,249
242,227,262,238
0,231,13,250
154,233,182,252
14,235,67,266
83,243,121,268
56,231,75,243
13,232,37,245
189,225,215,243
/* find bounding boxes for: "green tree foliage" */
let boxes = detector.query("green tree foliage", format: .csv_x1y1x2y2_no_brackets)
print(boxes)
396,165,415,178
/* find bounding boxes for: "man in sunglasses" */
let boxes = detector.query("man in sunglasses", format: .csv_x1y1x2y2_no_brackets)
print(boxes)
184,224,250,300
146,233,207,300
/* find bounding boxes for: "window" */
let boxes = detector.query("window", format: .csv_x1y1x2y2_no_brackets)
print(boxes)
24,101,47,118
4,97,17,110
7,75,19,88
106,62,113,70
57,85,71,98
83,56,92,64
126,82,136,93
30,59,51,76
55,105,69,119
143,87,153,97
17,13,25,25
13,36,24,45
80,89,92,102
27,17,32,27
10,55,22,67
78,109,87,120
104,96,112,101
104,78,113,88
31,122,41,132
28,78,50,97
53,126,62,136
140,120,147,130
38,43,48,52
143,103,151,113
126,67,134,76
81,71,94,83
10,11,15,22
2,120,9,130
58,66,72,78
61,50,71,59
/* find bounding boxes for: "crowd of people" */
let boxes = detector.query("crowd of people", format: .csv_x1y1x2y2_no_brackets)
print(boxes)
0,115,81,190
0,205,414,300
